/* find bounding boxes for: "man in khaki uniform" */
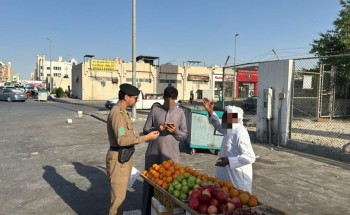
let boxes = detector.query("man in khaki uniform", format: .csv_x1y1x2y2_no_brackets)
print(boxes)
106,83,159,215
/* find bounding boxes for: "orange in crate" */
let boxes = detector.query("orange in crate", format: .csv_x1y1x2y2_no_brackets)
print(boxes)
173,163,181,171
229,188,240,197
224,181,234,190
165,176,173,184
239,193,250,205
248,195,258,207
162,161,171,169
221,186,230,194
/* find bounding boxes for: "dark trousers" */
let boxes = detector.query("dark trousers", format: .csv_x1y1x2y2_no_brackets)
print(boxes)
141,181,154,215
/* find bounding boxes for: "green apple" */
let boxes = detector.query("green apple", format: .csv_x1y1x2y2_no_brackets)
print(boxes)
168,186,174,194
187,180,195,189
172,179,180,185
188,176,196,183
175,183,182,191
183,172,191,179
176,175,184,182
179,192,188,201
173,190,181,198
181,185,190,194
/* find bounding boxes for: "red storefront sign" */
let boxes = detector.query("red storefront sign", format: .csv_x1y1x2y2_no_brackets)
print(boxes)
237,70,258,82
236,69,258,97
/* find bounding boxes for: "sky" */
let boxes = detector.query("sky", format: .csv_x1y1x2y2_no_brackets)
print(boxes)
0,0,342,80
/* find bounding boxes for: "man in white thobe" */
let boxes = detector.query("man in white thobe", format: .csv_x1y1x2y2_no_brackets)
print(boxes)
203,98,256,192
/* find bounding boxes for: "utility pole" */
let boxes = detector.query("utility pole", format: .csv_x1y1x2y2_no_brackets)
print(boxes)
222,56,230,109
46,38,52,92
131,0,137,119
234,34,239,67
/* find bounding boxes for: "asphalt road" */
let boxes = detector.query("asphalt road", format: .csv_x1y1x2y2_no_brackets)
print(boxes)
1,99,350,215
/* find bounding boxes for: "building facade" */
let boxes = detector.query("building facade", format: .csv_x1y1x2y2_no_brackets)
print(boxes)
35,55,77,92
69,56,259,101
0,61,12,83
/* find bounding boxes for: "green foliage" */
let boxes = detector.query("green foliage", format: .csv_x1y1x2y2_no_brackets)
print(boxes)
310,1,350,80
51,88,57,94
55,87,65,98
334,0,350,47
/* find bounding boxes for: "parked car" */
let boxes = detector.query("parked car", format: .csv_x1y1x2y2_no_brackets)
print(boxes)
0,88,27,102
105,91,164,110
242,96,257,111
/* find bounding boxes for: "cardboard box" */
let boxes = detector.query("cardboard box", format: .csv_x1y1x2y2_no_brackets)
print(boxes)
151,197,185,215
151,197,170,215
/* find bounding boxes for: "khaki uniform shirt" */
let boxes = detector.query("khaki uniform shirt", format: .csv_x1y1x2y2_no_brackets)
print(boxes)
107,102,147,147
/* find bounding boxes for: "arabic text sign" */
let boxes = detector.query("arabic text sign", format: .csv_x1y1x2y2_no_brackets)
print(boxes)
91,60,115,71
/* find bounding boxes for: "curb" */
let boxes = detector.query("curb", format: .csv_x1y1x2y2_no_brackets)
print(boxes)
287,140,350,164
90,113,107,123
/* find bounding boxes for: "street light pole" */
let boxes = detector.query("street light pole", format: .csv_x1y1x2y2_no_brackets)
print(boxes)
233,34,239,99
234,34,239,67
131,0,137,119
46,38,52,92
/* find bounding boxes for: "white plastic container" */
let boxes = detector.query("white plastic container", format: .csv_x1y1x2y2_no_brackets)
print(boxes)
77,111,83,117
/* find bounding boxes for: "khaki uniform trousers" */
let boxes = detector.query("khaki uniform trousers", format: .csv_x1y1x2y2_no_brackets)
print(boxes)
106,150,133,215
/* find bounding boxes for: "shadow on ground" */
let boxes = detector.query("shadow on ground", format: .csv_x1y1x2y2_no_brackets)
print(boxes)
42,162,109,215
42,162,144,214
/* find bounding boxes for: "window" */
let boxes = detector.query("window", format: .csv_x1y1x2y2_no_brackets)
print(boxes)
159,79,182,84
126,78,152,83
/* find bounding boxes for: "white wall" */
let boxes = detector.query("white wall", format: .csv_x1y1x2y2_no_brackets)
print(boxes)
256,60,293,146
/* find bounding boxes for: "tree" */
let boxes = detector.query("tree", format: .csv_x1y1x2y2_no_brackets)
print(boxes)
310,1,350,79
334,0,350,47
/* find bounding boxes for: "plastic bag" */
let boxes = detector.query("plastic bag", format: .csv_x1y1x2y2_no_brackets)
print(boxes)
128,166,140,188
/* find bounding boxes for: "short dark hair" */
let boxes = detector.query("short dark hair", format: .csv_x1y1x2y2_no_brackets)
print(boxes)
164,86,178,99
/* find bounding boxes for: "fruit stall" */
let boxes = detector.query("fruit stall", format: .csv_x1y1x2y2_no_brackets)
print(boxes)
142,160,286,215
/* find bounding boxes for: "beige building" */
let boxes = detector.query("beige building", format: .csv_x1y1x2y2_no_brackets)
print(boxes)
158,62,213,100
12,73,21,83
71,56,236,101
0,61,12,83
35,55,77,92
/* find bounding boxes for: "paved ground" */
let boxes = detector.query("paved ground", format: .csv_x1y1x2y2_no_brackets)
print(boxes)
58,98,350,215
1,98,349,215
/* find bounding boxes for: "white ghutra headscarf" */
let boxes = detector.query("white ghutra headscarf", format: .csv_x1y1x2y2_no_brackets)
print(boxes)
224,105,244,133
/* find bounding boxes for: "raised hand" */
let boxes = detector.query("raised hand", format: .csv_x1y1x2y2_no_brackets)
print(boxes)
202,97,214,115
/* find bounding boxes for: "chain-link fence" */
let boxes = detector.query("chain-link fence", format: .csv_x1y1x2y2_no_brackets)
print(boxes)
291,55,350,149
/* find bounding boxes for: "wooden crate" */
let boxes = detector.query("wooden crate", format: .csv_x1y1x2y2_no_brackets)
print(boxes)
141,174,286,215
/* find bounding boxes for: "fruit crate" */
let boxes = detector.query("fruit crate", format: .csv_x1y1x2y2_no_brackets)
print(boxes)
141,174,199,215
141,174,287,215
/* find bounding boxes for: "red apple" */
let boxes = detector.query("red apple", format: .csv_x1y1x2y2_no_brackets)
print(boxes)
207,205,218,215
234,201,243,209
201,184,209,189
190,190,201,199
202,189,212,198
218,203,227,214
231,196,241,205
196,187,204,192
226,202,235,213
199,194,211,203
189,198,200,210
215,191,227,204
211,188,221,197
198,203,208,214
208,198,218,207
